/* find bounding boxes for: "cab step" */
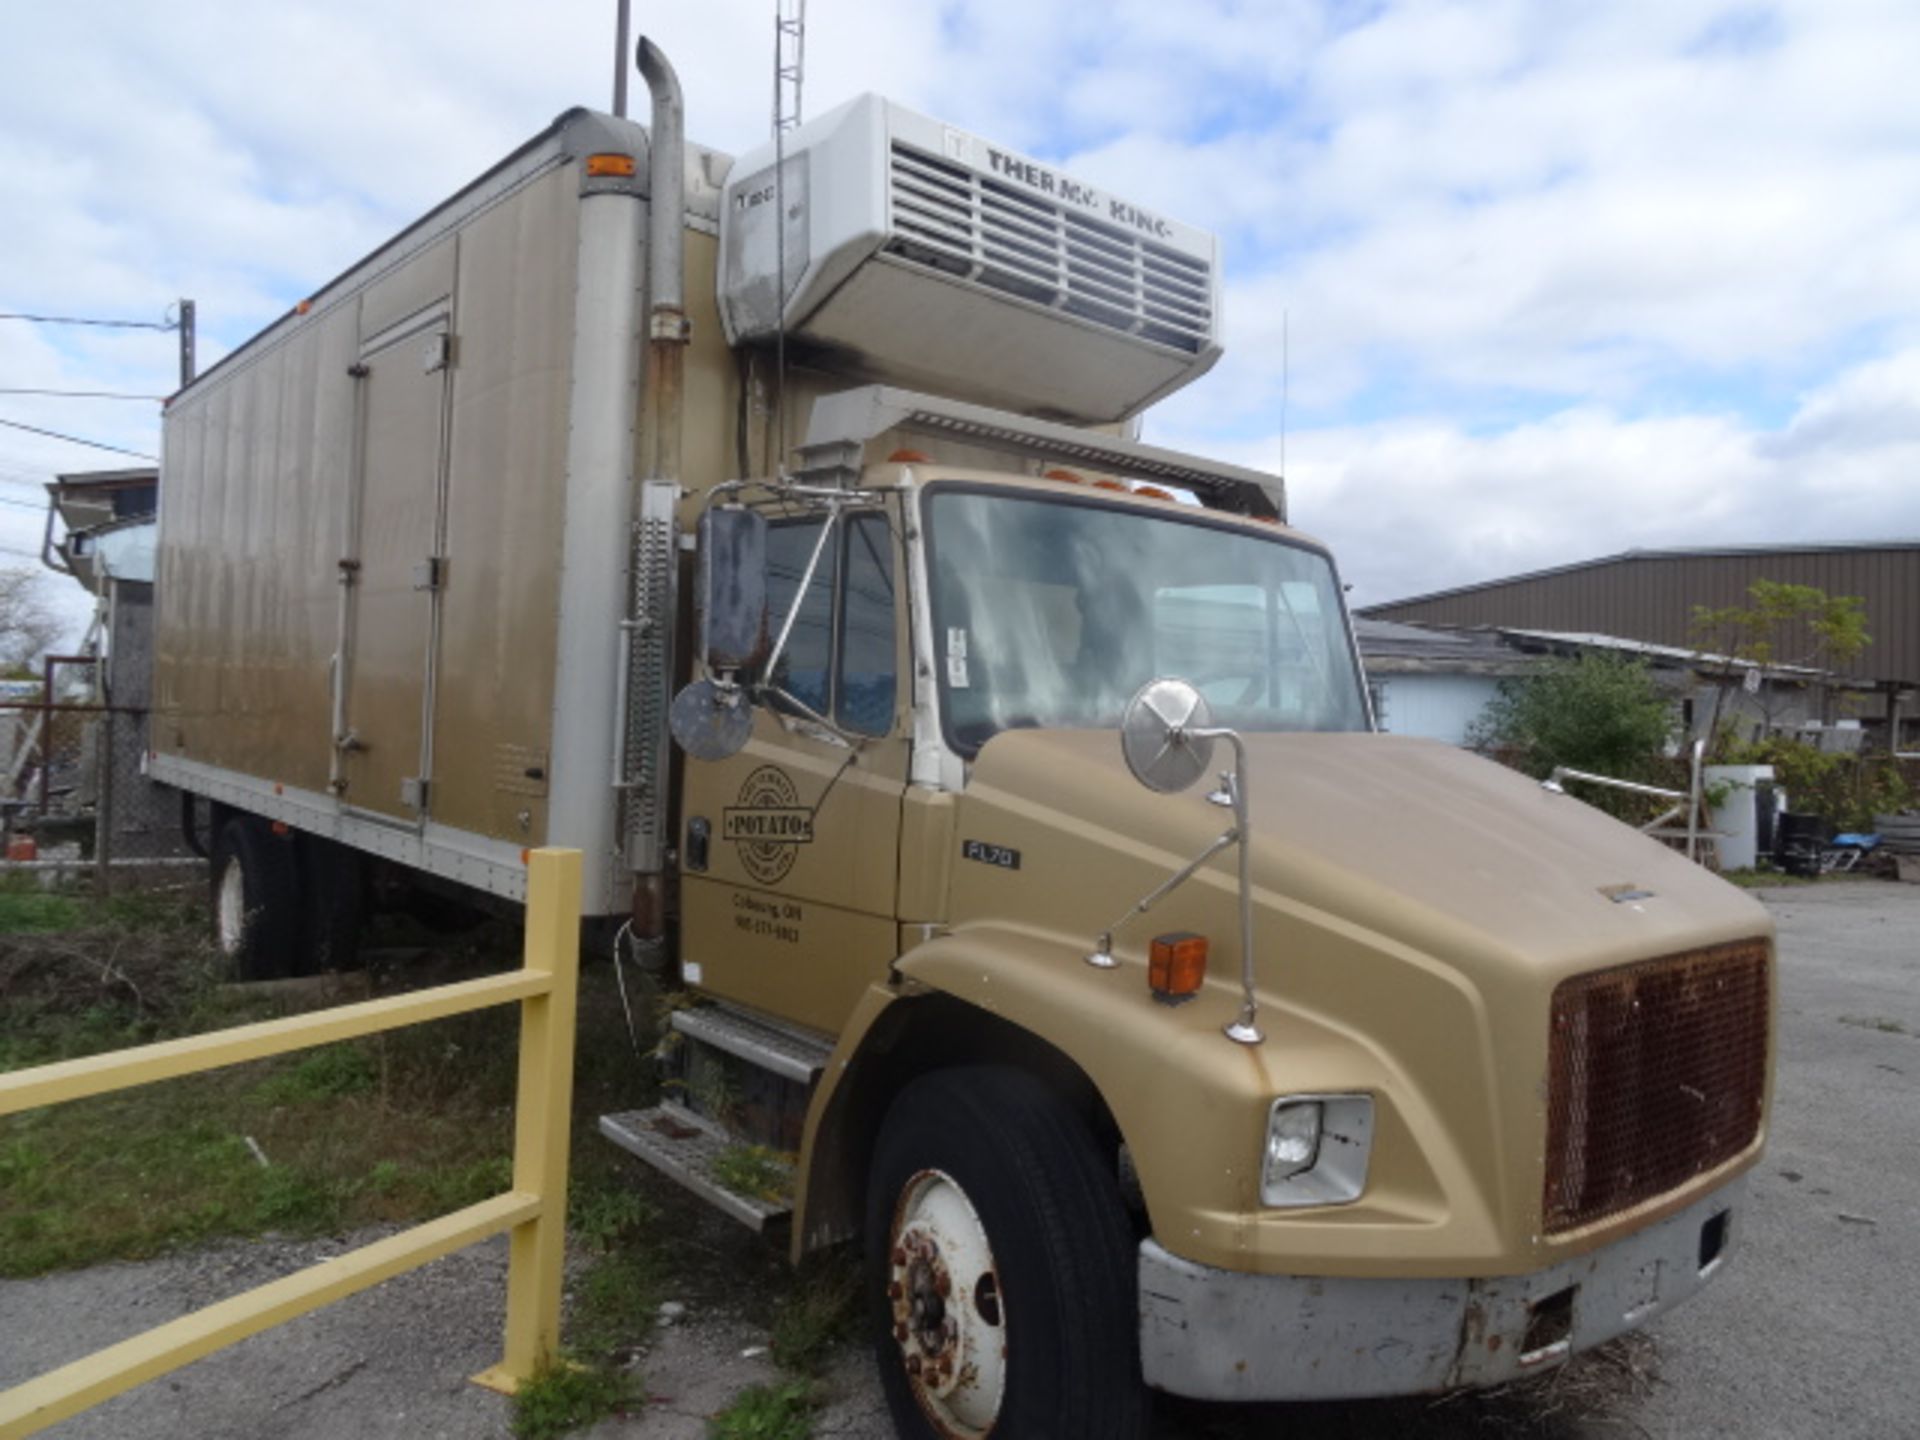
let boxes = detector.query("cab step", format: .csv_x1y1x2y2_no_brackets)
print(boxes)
668,1003,831,1085
599,1102,793,1232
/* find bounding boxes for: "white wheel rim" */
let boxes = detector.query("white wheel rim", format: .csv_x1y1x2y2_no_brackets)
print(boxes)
216,861,246,955
887,1168,1006,1438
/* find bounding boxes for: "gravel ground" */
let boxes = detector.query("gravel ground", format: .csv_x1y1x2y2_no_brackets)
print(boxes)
4,880,1916,1439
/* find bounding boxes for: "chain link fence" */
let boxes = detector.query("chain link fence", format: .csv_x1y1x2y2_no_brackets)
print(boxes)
2,669,195,893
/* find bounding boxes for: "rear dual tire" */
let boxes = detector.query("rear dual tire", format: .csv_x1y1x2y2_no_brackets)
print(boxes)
210,817,363,980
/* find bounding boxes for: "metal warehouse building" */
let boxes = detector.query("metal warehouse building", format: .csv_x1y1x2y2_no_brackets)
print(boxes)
1358,542,1920,741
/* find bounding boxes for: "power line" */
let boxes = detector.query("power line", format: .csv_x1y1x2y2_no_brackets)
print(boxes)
0,495,44,511
0,388,166,401
0,311,177,331
0,417,156,461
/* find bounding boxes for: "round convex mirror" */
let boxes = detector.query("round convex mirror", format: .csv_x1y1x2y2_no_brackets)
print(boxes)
1120,678,1216,794
669,678,754,762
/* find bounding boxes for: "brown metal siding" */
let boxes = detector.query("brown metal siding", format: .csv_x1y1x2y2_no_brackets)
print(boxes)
1363,548,1920,685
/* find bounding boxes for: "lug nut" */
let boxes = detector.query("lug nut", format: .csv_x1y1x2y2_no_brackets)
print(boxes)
892,1247,907,1266
895,1322,909,1342
935,1273,951,1297
887,1281,903,1299
906,1355,922,1376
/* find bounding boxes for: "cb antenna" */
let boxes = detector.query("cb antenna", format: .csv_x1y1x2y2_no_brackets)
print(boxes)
771,0,806,476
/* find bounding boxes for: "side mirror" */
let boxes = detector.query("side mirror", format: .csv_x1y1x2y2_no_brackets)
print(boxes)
696,505,767,674
669,506,767,764
1120,678,1216,793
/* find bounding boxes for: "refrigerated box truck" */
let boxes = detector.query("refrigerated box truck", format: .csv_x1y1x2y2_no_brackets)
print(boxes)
151,41,1775,1438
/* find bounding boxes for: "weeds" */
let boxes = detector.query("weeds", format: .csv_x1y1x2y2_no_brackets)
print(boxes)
771,1254,859,1375
712,1144,794,1206
708,1379,815,1440
509,1356,639,1440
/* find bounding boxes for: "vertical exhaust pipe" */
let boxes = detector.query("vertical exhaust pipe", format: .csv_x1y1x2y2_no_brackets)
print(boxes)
627,37,689,942
638,37,687,491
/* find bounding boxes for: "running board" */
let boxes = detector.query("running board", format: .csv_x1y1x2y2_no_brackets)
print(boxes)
599,1103,793,1233
668,1003,832,1085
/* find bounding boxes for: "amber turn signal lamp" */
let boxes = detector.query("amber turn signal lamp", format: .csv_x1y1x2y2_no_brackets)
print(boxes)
887,448,931,463
585,153,637,177
1149,931,1208,1005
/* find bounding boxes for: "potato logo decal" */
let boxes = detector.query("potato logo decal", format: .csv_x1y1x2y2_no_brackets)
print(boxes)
722,765,814,885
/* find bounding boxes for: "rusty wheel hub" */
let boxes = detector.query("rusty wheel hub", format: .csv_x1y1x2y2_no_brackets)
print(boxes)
887,1169,1005,1437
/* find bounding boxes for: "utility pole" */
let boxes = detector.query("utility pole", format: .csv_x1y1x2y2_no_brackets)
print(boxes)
177,298,196,388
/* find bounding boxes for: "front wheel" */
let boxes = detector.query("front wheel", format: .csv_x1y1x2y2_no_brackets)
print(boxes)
864,1065,1147,1440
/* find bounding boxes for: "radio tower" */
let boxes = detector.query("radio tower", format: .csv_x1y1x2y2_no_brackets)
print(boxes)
771,0,806,473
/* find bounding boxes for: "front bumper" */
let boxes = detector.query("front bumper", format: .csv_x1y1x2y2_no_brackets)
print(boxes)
1139,1177,1744,1401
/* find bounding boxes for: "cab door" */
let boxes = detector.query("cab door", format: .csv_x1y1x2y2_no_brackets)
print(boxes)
679,510,908,1035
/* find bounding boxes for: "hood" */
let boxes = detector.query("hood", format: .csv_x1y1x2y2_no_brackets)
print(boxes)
961,729,1768,981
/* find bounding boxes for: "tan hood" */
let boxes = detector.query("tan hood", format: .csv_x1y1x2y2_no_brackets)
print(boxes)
958,729,1768,984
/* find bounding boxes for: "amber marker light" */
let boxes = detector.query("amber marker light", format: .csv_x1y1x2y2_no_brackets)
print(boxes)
1092,478,1129,491
585,153,636,177
1135,485,1176,501
1149,931,1208,1005
887,448,931,463
1041,467,1084,484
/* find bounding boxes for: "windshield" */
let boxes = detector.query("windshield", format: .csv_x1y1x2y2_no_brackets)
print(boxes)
926,487,1369,754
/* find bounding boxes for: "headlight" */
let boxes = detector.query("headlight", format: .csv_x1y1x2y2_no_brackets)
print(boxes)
1260,1094,1374,1207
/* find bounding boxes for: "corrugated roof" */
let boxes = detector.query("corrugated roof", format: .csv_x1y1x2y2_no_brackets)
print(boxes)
1360,540,1920,614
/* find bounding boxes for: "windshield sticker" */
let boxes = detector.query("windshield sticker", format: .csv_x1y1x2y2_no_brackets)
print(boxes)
722,765,813,885
948,653,971,689
947,626,968,657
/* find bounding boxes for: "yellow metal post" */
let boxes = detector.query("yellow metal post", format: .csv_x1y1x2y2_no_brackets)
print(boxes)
474,847,583,1393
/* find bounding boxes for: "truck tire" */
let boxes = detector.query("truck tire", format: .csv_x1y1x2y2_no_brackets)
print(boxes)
210,816,300,981
297,834,364,973
864,1065,1147,1440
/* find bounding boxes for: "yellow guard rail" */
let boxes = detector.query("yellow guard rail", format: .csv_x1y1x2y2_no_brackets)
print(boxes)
0,847,584,1439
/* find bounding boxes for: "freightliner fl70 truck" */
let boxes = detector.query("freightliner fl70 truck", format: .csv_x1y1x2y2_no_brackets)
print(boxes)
150,39,1775,1438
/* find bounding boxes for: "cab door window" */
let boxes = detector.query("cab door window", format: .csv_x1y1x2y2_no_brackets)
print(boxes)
764,519,836,715
762,512,898,735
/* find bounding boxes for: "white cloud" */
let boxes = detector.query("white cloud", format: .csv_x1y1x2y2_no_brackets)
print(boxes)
1162,347,1920,607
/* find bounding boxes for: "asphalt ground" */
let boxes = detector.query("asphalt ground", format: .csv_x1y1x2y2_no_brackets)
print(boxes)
3,879,1915,1439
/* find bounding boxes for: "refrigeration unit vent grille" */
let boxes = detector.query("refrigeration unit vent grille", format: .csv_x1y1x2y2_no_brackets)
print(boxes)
884,143,1214,356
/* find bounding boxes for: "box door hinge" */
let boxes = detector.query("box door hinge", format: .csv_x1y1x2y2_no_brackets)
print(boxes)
412,556,447,592
400,776,430,812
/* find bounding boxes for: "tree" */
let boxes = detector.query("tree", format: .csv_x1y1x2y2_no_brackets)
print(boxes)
1688,581,1871,753
1469,652,1677,785
0,566,65,676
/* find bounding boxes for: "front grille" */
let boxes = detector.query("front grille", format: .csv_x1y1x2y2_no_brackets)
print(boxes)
1543,939,1770,1233
885,143,1215,355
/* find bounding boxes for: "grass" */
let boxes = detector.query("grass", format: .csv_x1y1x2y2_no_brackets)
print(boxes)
708,1379,816,1440
509,1357,641,1440
711,1144,794,1206
770,1254,860,1375
0,886,546,1276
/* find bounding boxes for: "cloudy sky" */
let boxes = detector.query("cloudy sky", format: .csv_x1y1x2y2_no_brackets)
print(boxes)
4,0,1918,639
